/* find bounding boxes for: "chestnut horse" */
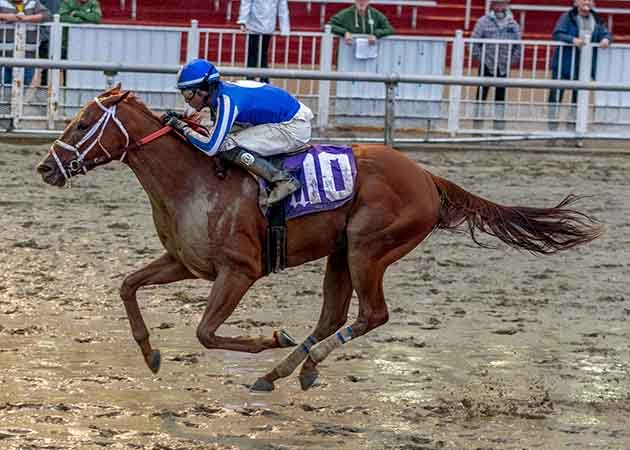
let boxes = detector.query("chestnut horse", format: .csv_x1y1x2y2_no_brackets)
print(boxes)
37,86,600,392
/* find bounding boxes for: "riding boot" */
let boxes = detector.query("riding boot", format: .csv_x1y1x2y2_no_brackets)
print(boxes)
219,147,301,205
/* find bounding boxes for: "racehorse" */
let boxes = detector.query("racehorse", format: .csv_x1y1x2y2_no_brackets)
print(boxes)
37,86,601,392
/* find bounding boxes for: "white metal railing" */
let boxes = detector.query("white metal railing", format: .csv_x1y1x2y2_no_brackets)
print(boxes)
195,26,324,94
461,36,585,133
1,19,630,142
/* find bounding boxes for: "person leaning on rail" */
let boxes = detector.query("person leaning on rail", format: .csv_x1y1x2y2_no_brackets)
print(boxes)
162,58,314,206
548,0,612,133
328,0,394,46
0,0,51,86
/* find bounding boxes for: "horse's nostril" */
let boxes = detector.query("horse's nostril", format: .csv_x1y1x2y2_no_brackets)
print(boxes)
37,163,52,175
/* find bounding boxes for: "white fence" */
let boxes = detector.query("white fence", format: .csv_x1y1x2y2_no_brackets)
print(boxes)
1,18,630,140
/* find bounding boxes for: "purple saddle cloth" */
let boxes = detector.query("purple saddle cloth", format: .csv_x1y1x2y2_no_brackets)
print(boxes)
261,144,358,220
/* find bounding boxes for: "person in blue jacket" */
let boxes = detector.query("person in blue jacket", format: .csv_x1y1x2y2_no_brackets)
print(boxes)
164,59,313,206
548,0,611,130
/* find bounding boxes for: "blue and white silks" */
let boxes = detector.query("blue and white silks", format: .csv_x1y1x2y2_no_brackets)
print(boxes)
184,80,302,157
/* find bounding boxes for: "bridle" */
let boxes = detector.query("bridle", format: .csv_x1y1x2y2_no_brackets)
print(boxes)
50,96,130,183
49,95,198,185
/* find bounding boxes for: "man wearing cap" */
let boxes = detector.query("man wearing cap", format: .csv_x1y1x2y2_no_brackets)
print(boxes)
471,0,522,130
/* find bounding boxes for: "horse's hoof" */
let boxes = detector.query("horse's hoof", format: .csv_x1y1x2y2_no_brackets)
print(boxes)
147,349,161,374
250,377,275,392
299,367,319,391
275,330,297,348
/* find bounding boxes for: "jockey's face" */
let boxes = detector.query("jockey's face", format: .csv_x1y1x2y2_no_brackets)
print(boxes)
181,88,208,111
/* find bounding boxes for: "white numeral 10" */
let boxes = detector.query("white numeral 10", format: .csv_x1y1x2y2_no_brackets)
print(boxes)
296,152,354,205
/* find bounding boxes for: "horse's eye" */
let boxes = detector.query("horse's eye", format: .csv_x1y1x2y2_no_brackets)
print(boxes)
77,122,89,131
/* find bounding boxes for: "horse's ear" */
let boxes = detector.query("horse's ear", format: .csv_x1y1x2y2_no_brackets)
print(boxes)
101,83,122,97
103,90,131,107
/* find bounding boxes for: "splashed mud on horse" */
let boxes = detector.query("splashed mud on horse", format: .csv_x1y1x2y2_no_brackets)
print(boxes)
36,86,601,392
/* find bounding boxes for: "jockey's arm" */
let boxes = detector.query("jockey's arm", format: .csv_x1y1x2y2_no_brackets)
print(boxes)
184,94,238,157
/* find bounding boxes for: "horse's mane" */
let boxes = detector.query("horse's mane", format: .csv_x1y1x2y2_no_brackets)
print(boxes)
126,93,163,125
98,84,162,125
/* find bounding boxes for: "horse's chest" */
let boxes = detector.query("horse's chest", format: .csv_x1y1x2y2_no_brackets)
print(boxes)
151,190,244,277
150,191,212,273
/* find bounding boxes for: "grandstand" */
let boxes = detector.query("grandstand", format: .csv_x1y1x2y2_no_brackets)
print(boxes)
99,0,629,41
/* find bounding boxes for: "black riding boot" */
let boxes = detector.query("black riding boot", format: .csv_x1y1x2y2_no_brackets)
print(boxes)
219,148,301,205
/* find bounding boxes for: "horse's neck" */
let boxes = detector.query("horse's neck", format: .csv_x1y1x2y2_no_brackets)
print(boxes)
125,136,219,209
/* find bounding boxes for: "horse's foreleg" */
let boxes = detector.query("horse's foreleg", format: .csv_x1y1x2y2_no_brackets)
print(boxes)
299,263,388,391
120,253,196,373
251,249,353,392
196,270,294,353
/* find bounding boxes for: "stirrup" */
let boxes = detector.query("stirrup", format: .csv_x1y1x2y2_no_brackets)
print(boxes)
264,178,301,206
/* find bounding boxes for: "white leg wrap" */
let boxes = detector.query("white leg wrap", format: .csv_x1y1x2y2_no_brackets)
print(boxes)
274,335,317,377
309,326,353,364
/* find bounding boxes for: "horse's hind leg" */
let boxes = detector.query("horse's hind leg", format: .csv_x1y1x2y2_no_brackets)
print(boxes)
251,248,353,392
120,252,196,374
298,261,387,390
298,206,436,390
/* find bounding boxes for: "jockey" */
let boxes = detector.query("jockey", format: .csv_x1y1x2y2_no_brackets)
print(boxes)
163,58,313,206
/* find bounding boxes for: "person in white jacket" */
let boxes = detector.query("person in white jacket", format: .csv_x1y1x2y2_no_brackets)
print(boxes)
238,0,290,83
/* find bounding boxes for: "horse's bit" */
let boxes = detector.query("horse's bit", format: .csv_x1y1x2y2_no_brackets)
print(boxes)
50,97,130,184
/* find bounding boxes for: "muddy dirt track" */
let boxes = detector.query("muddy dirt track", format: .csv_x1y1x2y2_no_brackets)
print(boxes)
0,141,628,450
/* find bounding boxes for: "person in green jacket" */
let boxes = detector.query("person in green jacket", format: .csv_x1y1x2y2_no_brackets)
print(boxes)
59,0,101,24
328,0,395,46
58,0,101,60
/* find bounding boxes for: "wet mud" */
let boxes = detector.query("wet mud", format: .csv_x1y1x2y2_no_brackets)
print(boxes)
0,143,629,449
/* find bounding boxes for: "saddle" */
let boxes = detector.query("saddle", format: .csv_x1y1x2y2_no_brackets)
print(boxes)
258,145,358,274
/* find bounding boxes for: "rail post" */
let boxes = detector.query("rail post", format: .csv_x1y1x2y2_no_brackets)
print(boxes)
318,25,333,130
384,81,397,146
575,41,593,135
11,23,27,129
448,30,464,136
186,20,200,62
47,15,62,130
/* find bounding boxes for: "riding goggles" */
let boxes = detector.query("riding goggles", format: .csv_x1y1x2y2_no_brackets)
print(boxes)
181,88,197,101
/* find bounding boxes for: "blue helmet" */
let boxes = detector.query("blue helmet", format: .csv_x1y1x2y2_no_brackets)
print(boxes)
176,59,220,90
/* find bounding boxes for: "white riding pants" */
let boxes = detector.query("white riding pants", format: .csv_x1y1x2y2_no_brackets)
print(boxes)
221,102,313,157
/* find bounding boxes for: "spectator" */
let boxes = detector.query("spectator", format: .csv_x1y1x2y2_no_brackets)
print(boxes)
38,0,60,86
471,0,521,130
57,0,101,86
238,0,289,84
0,0,51,85
548,0,611,131
59,0,101,27
329,0,394,46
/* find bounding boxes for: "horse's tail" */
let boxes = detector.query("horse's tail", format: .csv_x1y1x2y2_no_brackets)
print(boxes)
430,174,602,254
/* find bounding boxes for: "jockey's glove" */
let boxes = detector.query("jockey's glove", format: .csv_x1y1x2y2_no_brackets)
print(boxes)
165,116,188,132
161,110,184,126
